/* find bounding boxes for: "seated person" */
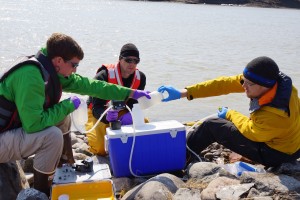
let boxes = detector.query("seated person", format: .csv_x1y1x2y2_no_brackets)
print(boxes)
158,56,300,168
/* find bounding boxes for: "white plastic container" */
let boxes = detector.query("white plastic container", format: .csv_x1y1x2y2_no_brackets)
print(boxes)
72,98,88,126
138,91,164,110
131,104,145,127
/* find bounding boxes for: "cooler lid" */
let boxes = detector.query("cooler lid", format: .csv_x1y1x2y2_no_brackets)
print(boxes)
106,120,186,138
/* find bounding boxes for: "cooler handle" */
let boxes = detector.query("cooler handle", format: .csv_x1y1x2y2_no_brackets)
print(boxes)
170,129,178,138
120,134,129,143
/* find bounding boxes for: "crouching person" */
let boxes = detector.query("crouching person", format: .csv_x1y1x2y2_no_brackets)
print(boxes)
0,33,150,197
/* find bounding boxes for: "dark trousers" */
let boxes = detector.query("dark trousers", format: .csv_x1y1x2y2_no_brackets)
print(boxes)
187,118,300,167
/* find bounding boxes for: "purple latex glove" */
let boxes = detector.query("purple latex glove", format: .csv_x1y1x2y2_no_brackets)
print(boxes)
106,109,119,122
70,96,81,109
132,90,151,100
119,112,133,125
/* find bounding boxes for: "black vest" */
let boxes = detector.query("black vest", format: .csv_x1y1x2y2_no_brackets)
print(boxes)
0,51,62,132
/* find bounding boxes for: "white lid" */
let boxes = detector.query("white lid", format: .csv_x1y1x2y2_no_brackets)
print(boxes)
106,120,185,138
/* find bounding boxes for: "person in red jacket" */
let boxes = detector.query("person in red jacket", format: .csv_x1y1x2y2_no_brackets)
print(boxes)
85,43,147,156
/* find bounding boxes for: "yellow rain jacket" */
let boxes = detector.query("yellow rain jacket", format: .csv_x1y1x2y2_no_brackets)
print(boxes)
186,74,300,155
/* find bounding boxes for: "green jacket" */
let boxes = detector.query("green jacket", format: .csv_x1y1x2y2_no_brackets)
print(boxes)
186,75,300,155
0,62,131,133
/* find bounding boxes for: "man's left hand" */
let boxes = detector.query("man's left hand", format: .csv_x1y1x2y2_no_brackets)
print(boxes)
119,112,133,125
132,90,151,100
218,107,228,119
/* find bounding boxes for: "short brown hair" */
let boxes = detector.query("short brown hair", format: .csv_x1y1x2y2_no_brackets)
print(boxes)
46,33,84,61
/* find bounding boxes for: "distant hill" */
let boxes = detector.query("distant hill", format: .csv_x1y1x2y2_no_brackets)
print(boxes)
145,0,300,9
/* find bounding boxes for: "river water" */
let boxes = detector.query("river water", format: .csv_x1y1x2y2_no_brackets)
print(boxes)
1,0,300,123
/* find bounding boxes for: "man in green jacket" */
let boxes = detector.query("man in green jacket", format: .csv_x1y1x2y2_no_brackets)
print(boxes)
0,33,150,196
158,56,300,168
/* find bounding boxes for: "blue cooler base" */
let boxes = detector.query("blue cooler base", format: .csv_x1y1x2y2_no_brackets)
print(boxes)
106,120,186,177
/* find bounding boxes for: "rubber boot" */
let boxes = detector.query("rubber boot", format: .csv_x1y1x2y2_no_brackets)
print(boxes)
58,133,75,167
33,169,51,197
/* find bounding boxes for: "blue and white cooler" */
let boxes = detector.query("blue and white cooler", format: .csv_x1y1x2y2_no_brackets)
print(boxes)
105,120,186,177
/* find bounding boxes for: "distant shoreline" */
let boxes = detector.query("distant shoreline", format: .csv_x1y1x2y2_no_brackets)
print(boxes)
142,0,300,9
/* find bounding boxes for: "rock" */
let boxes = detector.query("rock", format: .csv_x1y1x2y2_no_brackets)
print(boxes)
112,177,134,196
275,161,300,181
121,173,185,200
246,187,262,198
173,188,201,200
73,152,89,160
201,176,240,200
251,197,273,200
215,183,255,200
187,162,234,183
73,142,93,156
229,152,255,164
0,161,29,200
240,172,300,194
16,188,48,200
188,162,222,179
70,132,79,145
112,176,148,197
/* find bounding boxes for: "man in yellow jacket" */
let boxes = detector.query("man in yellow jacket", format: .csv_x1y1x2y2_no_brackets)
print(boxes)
158,56,300,167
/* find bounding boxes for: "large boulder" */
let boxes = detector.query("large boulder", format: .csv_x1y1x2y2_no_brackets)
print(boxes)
16,188,48,200
0,161,29,200
121,173,185,200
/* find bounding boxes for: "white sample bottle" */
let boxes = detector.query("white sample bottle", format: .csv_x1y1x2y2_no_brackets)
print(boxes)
131,103,145,127
137,91,164,110
72,98,88,126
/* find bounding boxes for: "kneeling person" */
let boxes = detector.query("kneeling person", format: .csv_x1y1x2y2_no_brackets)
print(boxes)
86,43,148,156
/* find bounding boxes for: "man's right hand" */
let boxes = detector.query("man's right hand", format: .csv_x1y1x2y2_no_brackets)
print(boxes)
157,85,181,102
70,96,81,109
106,109,119,122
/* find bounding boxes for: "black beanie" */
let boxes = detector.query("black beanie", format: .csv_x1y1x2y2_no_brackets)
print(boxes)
119,43,139,59
243,56,279,88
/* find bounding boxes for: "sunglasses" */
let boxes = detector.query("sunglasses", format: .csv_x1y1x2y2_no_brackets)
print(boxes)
122,57,140,64
66,60,79,68
240,79,256,87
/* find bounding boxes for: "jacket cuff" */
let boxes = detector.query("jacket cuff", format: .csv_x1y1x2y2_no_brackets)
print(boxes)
185,86,194,100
